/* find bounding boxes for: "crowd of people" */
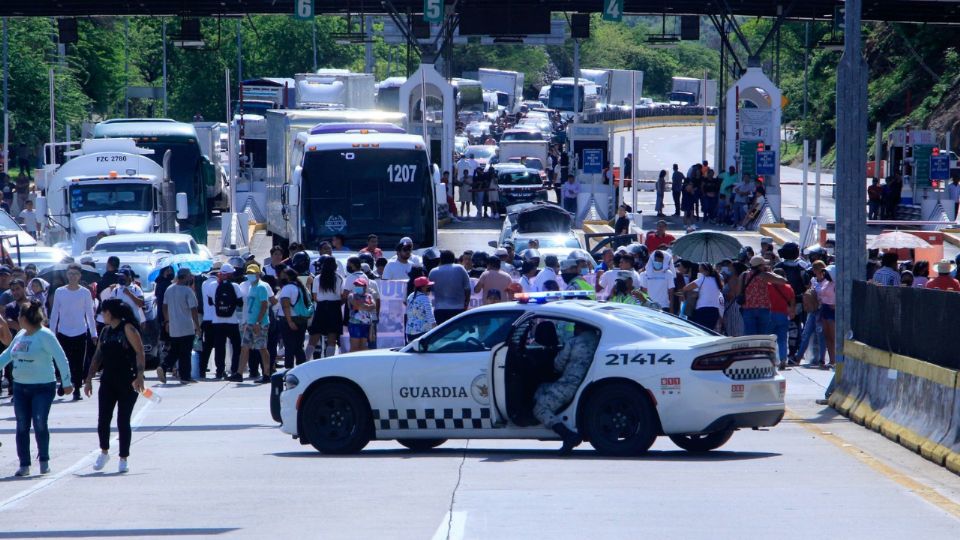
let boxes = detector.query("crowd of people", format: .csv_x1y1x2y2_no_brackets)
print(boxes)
654,162,768,233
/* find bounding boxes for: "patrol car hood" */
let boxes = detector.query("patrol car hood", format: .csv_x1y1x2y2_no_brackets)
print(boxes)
289,349,397,378
73,212,153,238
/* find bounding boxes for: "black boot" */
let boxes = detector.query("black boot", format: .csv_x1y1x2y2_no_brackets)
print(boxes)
551,423,582,455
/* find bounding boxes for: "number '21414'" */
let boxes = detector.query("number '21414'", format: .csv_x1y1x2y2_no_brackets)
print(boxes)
387,164,417,183
605,353,674,366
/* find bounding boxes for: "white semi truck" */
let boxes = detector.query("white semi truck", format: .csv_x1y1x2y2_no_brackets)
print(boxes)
478,68,525,114
580,69,644,110
295,70,376,109
669,76,718,107
38,138,187,255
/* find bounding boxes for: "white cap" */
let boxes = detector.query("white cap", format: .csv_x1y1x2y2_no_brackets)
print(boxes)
399,236,414,246
494,248,509,257
220,263,235,274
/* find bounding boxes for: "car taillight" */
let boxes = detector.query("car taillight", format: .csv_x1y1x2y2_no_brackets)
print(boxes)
692,349,775,370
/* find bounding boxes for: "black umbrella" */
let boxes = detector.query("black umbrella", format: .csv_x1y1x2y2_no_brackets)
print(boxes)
38,263,102,290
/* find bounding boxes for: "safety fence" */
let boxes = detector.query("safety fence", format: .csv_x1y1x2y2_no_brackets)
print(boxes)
851,280,960,370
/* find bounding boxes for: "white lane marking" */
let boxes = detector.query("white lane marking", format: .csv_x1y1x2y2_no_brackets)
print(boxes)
431,511,467,540
0,396,155,512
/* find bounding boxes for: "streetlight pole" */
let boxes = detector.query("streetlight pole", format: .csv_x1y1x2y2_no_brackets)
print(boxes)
162,18,168,117
2,18,8,175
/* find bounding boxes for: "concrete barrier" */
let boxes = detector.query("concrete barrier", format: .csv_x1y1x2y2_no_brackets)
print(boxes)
758,223,798,247
830,340,959,474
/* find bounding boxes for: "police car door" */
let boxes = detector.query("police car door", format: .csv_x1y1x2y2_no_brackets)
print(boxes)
392,310,522,432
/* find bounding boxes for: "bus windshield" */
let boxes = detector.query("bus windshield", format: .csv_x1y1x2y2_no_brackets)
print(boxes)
548,85,584,112
300,148,436,248
70,184,154,213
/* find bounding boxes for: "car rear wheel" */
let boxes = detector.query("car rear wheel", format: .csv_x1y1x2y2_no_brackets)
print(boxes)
301,383,371,454
396,438,447,451
669,430,735,452
583,383,657,456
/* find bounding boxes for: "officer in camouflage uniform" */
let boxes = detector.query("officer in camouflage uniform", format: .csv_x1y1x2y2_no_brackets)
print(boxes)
533,323,600,454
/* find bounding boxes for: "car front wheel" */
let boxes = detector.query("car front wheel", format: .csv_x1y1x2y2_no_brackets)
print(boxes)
668,430,735,452
301,383,371,454
582,383,657,456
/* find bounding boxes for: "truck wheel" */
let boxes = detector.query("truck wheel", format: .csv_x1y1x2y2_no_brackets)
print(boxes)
397,438,447,451
582,383,657,456
669,430,734,452
301,383,371,454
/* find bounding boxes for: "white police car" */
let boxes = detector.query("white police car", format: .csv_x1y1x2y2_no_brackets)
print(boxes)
275,292,785,455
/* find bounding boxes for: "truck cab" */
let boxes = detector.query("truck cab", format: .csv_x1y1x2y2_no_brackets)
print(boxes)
39,138,187,255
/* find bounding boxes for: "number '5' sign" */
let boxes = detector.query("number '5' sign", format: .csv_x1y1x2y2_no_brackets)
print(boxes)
424,0,444,24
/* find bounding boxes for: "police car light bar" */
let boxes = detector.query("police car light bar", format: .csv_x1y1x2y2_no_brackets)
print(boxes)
515,291,595,304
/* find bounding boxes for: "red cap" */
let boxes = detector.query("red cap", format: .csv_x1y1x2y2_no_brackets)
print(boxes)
414,276,434,288
353,277,368,287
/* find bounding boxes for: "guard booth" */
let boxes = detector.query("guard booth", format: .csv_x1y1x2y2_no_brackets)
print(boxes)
399,64,455,179
566,122,614,224
724,67,783,220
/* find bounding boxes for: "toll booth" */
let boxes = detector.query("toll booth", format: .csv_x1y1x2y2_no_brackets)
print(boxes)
566,122,614,224
399,64,455,180
724,67,783,220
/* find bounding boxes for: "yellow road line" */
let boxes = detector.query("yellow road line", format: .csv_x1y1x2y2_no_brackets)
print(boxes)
785,410,960,520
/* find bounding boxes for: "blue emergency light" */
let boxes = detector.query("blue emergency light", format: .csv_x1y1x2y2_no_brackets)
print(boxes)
515,291,595,304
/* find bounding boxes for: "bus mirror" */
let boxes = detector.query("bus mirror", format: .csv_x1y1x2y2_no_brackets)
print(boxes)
287,184,300,205
176,193,188,220
432,164,441,185
35,196,47,219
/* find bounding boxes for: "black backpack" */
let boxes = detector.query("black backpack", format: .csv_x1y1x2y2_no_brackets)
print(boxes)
213,281,241,318
777,263,809,301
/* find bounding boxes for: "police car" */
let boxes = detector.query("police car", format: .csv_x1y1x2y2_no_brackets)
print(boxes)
275,292,785,455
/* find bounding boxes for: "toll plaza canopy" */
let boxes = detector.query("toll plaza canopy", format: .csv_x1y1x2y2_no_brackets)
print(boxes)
2,0,960,24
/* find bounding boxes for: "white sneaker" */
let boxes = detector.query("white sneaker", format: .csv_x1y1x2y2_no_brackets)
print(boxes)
93,452,109,471
118,459,128,474
14,466,29,477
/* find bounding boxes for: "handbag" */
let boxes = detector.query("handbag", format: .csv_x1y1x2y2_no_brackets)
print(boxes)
802,287,821,314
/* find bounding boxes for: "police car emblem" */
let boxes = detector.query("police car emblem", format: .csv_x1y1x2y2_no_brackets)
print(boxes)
471,374,490,405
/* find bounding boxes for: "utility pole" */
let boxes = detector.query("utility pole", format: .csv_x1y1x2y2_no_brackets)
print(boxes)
312,18,318,71
162,18,168,117
236,19,243,86
124,18,129,117
834,0,867,369
2,18,8,176
573,39,580,120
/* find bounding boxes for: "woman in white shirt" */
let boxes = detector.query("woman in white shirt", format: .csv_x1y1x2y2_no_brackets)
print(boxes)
49,264,98,401
306,257,344,359
682,263,724,331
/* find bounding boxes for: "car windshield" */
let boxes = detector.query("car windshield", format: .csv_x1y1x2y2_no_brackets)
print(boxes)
516,236,580,250
498,170,542,185
502,131,542,141
599,304,713,338
70,184,153,213
0,211,21,230
466,146,497,159
93,241,190,255
507,158,543,170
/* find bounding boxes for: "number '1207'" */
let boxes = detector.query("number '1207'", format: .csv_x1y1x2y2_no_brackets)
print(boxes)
387,164,417,183
605,353,674,366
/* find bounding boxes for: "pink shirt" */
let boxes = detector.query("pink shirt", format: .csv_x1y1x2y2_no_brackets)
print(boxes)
815,279,835,306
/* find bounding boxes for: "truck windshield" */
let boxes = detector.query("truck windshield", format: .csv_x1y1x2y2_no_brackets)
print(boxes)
548,85,583,112
376,87,400,111
70,184,153,213
300,148,436,248
136,140,206,237
502,131,543,142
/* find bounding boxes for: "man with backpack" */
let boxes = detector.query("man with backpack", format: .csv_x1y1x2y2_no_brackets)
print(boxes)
774,242,811,365
202,263,244,381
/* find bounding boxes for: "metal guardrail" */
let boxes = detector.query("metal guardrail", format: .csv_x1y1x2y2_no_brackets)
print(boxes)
582,104,719,124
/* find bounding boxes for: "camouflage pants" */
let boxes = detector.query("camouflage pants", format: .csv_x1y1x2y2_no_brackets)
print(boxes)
533,381,578,427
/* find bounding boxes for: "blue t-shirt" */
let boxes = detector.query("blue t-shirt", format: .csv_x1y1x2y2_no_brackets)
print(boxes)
245,280,273,326
0,327,71,385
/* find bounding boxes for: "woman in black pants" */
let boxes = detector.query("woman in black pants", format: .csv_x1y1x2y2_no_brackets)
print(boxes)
84,299,145,474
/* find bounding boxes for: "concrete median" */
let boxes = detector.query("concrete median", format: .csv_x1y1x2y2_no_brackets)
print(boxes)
830,340,959,474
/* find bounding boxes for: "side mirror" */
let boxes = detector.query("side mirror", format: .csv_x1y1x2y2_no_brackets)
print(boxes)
488,240,497,248
34,196,47,219
176,193,188,220
287,183,300,205
417,339,428,353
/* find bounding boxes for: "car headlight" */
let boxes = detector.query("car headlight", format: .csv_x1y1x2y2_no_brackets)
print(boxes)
283,373,299,390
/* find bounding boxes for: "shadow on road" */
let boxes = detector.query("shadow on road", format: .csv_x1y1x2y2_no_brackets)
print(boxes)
0,424,271,436
269,447,780,462
0,528,240,538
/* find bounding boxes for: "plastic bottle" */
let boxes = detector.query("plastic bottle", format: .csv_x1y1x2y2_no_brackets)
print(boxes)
141,387,162,403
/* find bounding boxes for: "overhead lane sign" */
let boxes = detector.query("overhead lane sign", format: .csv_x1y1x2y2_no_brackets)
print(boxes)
424,0,444,23
603,0,624,22
294,0,313,20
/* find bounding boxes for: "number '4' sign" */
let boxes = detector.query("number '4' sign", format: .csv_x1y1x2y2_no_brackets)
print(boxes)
424,0,444,24
602,0,624,22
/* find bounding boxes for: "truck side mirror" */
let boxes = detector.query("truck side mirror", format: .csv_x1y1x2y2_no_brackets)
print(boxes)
34,196,47,219
176,193,188,220
287,184,300,206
